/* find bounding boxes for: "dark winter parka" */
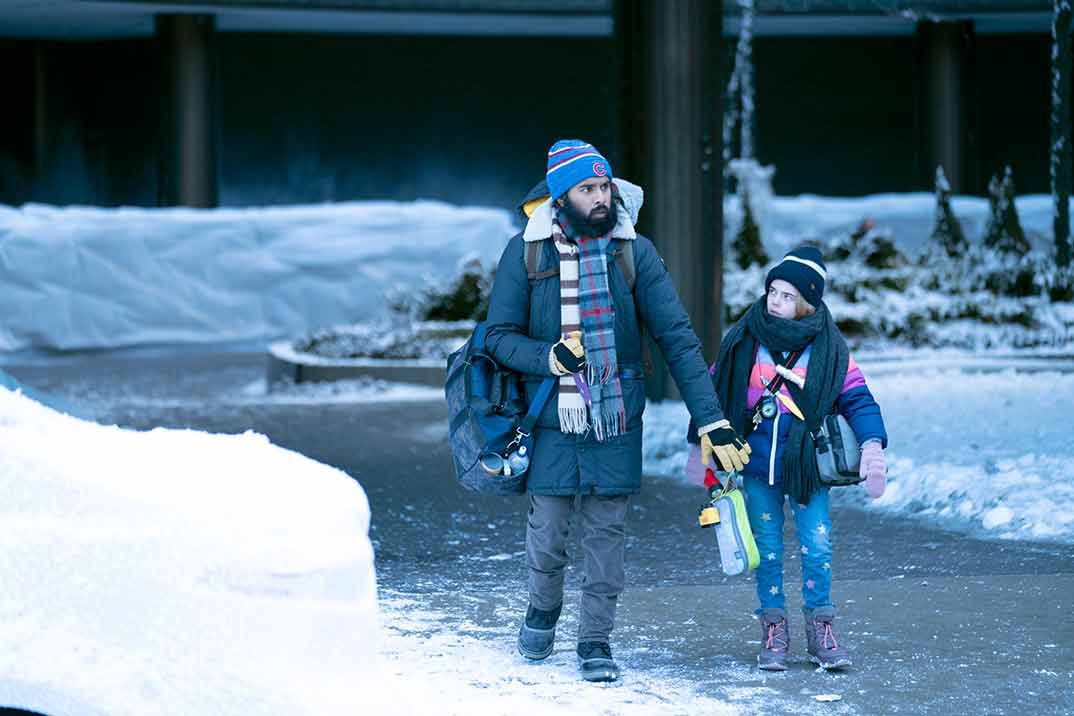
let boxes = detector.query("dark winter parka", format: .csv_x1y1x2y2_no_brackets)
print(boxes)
485,178,724,496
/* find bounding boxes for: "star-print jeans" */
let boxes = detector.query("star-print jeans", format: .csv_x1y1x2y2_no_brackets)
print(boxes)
742,476,833,611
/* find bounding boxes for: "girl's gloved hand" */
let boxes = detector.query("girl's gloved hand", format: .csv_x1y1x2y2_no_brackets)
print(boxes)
684,444,706,487
860,440,886,499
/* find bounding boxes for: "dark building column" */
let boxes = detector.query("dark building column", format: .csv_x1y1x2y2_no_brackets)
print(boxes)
616,0,723,400
918,20,974,194
157,14,218,208
33,43,49,180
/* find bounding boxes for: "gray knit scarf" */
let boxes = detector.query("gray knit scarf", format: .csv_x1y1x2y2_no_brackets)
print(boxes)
711,297,849,504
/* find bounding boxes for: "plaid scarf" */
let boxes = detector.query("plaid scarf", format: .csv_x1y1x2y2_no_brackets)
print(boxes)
552,209,626,441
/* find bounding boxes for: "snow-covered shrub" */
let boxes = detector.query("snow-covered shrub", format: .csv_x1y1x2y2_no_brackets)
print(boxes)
787,207,1074,350
293,321,472,360
388,258,493,323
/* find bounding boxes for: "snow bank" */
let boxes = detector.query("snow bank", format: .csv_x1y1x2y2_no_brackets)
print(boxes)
0,201,515,353
733,193,1068,258
0,387,378,716
2,193,1066,356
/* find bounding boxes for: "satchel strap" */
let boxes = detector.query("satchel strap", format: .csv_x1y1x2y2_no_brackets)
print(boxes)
518,377,556,436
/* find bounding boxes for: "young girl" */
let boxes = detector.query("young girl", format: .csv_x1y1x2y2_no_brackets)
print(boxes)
686,245,888,671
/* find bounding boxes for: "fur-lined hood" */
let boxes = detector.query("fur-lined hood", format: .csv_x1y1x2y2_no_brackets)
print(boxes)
515,178,645,242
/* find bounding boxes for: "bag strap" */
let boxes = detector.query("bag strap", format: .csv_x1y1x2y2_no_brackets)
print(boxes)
526,240,560,281
612,240,635,290
516,377,556,438
763,348,804,397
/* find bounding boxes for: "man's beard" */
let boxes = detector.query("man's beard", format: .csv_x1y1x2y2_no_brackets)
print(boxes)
559,197,617,237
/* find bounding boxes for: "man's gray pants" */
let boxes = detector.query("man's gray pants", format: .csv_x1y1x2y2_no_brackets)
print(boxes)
526,493,630,644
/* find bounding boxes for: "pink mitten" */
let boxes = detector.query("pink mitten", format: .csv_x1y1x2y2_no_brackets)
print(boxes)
684,444,706,487
860,441,886,498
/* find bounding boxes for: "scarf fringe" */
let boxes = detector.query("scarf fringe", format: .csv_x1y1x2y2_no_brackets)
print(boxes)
558,405,589,434
593,409,626,442
587,362,614,386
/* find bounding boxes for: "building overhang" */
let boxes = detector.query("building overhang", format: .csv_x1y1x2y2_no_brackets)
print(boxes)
0,0,1053,39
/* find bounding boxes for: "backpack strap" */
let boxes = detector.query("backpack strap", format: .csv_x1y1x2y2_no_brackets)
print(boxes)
613,239,653,375
612,239,636,291
526,237,637,290
526,240,560,281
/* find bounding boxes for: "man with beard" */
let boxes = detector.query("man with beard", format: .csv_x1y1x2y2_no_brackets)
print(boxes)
484,140,751,681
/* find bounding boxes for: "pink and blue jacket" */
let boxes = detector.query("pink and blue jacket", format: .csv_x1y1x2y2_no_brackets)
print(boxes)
742,343,887,487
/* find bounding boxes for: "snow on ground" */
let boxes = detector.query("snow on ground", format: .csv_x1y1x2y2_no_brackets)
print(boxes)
642,359,1074,545
0,200,515,353
372,590,741,716
0,387,378,716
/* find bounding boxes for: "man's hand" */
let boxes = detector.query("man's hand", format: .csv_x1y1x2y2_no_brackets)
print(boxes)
700,420,752,473
860,440,886,499
551,330,586,375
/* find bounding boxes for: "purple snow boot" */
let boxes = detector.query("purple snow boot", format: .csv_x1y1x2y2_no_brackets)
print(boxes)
758,608,790,671
803,606,852,669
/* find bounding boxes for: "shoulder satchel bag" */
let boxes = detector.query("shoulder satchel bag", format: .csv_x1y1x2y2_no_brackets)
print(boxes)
812,414,862,486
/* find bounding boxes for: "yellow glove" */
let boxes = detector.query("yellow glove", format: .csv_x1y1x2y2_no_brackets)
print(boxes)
700,419,752,472
551,330,586,374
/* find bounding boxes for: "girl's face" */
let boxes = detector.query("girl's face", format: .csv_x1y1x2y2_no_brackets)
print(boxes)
767,279,800,320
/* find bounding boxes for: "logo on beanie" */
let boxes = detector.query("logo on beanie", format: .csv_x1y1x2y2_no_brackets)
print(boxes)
592,161,607,176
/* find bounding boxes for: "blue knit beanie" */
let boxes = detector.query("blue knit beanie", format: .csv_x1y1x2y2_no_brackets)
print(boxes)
765,246,827,308
546,139,613,200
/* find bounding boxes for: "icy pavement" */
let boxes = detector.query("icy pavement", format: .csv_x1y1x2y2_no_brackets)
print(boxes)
373,590,745,716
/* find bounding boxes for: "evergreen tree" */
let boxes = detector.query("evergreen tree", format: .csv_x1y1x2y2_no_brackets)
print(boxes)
927,166,968,258
984,166,1030,255
732,186,768,269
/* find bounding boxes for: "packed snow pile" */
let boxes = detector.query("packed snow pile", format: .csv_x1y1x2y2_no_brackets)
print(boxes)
0,387,379,716
2,193,1070,356
0,201,515,354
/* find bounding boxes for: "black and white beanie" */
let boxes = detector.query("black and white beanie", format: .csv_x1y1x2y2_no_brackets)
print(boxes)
765,246,827,308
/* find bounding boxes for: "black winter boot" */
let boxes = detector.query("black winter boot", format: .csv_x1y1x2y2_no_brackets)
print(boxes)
577,641,620,682
517,603,562,660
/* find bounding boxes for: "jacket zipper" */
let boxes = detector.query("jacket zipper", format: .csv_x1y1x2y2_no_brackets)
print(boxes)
768,407,780,486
